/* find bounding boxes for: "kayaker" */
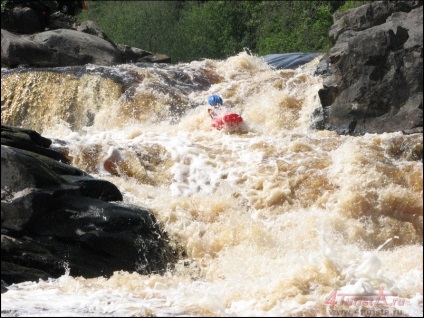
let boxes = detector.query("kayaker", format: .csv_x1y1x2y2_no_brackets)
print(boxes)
207,94,224,119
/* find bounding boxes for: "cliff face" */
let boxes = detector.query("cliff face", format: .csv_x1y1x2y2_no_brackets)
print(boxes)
316,1,423,135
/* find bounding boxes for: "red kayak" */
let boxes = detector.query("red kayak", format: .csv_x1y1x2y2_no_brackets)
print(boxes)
212,113,244,131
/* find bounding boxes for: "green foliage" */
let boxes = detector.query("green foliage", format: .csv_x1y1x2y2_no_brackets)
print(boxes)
176,1,256,61
337,0,373,13
78,1,189,58
1,0,16,13
76,0,372,63
254,2,334,54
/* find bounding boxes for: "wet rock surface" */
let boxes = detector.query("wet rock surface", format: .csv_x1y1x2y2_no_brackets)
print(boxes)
1,125,177,292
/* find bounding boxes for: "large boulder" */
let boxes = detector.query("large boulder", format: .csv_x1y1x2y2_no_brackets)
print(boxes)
1,125,177,291
1,29,55,67
1,25,171,67
31,28,120,65
1,28,120,67
1,2,171,68
315,1,423,135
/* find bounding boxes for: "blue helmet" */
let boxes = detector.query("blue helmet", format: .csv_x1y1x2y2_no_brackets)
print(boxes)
208,95,223,106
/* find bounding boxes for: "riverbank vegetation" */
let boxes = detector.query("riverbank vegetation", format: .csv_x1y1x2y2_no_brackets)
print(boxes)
78,0,371,63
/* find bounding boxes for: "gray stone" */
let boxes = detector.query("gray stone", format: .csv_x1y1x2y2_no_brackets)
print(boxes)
29,29,120,66
316,1,423,135
1,29,54,67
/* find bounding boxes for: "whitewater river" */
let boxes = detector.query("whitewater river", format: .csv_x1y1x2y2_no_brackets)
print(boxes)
1,53,422,316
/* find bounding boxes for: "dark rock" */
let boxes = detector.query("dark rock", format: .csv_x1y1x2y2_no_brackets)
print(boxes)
1,261,52,287
315,52,330,76
1,1,83,34
329,0,421,44
2,125,52,148
61,175,123,201
116,43,153,63
49,11,77,30
1,0,171,68
1,25,171,67
76,20,113,43
1,280,9,293
137,53,172,64
1,6,45,34
1,125,177,290
1,2,170,68
1,29,55,67
29,29,120,66
318,84,339,108
403,126,423,134
2,230,64,282
316,1,423,135
1,125,69,163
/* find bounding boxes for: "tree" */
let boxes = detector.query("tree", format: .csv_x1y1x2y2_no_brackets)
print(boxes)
76,0,372,63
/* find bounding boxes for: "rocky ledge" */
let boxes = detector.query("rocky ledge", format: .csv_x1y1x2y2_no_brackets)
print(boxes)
1,8,170,68
1,125,177,293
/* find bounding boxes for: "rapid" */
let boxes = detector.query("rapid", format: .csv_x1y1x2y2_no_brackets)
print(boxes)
1,52,423,317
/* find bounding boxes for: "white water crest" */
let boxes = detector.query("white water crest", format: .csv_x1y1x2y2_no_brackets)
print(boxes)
1,52,423,317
